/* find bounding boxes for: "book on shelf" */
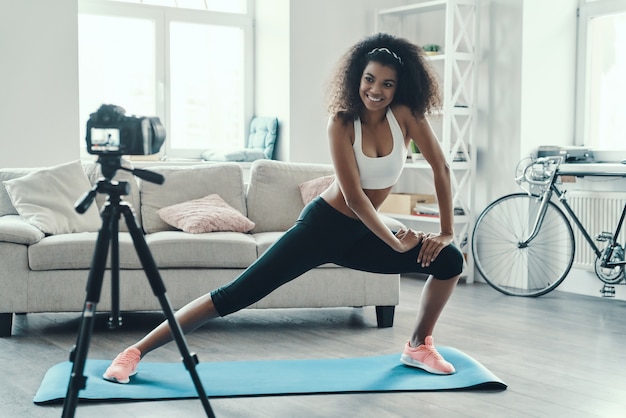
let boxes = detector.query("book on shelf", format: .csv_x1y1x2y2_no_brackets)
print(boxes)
414,203,439,216
411,204,465,217
412,212,439,218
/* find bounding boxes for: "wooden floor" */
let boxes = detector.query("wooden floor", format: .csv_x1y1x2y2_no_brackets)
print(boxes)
1,275,625,418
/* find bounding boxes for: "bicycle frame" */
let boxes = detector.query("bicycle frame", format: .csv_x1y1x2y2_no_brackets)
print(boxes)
520,156,626,269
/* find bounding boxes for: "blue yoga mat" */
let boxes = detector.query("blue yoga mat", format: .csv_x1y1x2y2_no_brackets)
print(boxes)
34,347,506,405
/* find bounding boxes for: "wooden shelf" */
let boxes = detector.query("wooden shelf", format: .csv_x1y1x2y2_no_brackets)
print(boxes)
426,52,473,62
404,161,471,170
381,213,470,224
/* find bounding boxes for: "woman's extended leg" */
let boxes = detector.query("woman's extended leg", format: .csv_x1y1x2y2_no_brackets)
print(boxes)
102,293,219,383
133,293,219,356
103,198,338,384
103,237,321,384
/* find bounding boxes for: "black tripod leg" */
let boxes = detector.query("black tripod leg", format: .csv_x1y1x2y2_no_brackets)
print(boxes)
108,205,122,329
62,207,114,418
120,204,216,418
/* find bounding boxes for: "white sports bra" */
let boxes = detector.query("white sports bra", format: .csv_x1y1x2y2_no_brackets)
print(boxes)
353,108,407,190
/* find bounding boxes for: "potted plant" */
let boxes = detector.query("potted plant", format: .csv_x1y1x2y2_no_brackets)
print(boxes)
410,139,423,162
423,44,441,56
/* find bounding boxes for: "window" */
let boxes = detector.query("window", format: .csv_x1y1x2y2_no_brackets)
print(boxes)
78,0,253,159
169,22,245,151
576,0,626,153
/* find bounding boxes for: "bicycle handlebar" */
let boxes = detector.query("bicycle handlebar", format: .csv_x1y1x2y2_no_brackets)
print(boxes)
517,155,564,188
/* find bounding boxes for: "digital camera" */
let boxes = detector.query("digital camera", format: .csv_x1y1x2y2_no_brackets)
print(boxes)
85,104,166,155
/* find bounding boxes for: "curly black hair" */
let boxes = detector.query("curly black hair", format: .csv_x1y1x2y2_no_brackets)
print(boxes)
326,33,441,122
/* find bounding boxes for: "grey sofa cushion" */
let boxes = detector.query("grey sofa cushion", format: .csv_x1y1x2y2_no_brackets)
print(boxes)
28,233,146,270
28,232,102,270
140,164,247,234
246,160,335,233
28,230,258,270
146,231,257,268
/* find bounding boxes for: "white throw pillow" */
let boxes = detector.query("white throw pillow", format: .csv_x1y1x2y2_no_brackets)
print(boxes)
2,160,102,235
0,168,35,216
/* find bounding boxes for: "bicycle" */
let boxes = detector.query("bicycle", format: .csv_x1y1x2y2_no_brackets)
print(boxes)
471,155,626,297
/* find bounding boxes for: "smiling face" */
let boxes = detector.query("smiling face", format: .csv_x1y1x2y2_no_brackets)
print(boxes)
359,61,398,112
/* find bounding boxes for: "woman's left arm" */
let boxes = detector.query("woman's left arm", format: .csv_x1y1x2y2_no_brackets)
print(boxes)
403,109,455,266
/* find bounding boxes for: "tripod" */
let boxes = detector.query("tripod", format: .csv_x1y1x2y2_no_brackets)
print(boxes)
62,156,215,418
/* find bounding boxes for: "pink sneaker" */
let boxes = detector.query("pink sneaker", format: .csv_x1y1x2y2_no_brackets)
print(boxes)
103,347,141,384
400,336,455,374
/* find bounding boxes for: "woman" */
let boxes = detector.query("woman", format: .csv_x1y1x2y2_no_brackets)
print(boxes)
103,33,463,384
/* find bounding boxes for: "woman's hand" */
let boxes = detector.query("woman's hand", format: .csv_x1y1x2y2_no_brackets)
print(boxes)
394,228,425,253
417,232,454,267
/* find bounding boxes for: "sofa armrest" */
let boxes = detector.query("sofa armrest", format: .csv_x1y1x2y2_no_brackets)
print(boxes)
0,215,44,244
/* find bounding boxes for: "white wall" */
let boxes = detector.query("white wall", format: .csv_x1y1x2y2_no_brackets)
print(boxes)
287,0,402,163
474,0,577,209
520,0,577,158
475,0,525,205
254,0,291,161
0,0,80,168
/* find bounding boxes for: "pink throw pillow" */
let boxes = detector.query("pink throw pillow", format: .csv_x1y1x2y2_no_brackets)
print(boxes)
299,175,335,205
157,194,255,233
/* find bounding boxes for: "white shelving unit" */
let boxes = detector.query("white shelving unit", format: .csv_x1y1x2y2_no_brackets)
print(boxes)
375,0,477,282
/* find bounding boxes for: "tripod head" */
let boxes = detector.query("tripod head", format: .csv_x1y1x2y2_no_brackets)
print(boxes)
75,155,164,214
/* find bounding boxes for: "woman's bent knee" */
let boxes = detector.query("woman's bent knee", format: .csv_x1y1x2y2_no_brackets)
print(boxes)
433,244,464,280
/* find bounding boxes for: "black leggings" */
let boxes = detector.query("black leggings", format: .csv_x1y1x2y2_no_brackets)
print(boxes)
211,196,464,316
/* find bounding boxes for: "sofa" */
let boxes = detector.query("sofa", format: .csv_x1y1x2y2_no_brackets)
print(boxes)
0,159,402,337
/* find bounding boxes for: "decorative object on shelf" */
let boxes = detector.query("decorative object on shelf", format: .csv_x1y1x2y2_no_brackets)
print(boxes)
380,193,436,216
409,139,424,162
422,44,442,55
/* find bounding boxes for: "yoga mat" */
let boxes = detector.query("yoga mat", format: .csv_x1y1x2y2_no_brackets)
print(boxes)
34,347,506,405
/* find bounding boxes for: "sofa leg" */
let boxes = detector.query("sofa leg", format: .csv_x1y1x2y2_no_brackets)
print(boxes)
0,313,13,337
375,305,395,328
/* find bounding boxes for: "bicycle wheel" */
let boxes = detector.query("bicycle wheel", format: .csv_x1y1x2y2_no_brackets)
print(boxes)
472,193,575,296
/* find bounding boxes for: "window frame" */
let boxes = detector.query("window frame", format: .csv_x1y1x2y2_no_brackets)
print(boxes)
78,0,254,160
575,0,626,157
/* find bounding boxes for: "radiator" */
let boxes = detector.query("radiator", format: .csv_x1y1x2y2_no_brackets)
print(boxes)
566,191,626,269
